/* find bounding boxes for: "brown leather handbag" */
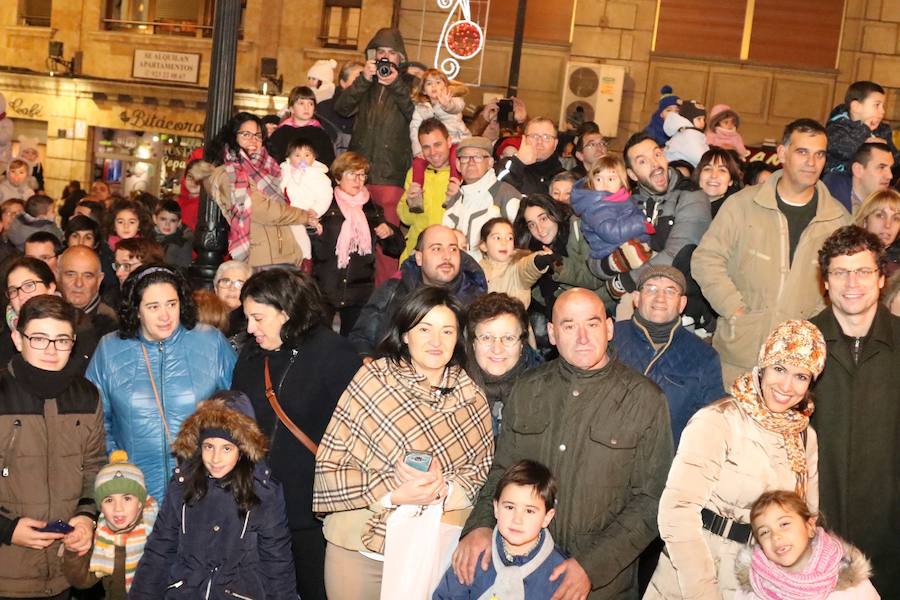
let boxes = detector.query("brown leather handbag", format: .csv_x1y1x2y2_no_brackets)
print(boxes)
264,357,319,456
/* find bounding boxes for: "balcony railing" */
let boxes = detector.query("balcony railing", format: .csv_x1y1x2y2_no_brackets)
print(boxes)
102,18,244,39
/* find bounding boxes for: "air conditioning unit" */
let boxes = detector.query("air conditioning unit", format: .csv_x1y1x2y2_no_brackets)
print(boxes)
558,62,626,138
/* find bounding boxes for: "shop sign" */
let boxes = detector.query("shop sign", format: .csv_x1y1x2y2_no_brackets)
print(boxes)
6,97,44,119
119,109,205,135
132,50,201,84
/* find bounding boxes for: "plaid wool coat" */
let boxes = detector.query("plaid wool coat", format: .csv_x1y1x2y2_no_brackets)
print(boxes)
313,357,494,553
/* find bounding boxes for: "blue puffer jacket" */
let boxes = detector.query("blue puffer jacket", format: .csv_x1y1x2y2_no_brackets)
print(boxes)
130,461,296,600
86,324,236,499
613,319,724,447
570,180,650,259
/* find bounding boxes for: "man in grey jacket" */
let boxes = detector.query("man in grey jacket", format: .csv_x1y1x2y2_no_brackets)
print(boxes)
452,288,673,599
594,132,711,327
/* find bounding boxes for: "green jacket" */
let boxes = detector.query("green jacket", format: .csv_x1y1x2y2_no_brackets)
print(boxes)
335,28,415,187
810,305,900,599
465,357,673,599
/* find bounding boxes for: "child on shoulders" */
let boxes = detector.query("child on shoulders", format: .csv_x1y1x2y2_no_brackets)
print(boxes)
825,80,898,175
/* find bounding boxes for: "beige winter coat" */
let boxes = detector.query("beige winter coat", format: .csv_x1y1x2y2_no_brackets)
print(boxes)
691,172,850,386
479,251,548,309
644,397,819,600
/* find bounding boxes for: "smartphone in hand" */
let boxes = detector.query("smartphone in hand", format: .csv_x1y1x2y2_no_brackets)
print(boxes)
33,519,74,534
403,451,433,473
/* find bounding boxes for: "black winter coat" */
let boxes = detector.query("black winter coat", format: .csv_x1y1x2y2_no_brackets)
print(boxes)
495,154,565,195
130,462,296,600
230,326,361,529
311,199,404,308
810,305,900,598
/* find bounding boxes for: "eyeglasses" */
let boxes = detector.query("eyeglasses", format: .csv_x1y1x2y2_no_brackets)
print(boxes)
582,140,608,151
20,333,75,351
6,279,46,299
458,154,490,164
827,267,879,280
640,283,681,297
526,133,556,143
32,254,57,262
344,171,367,181
474,333,522,347
237,131,263,141
216,278,245,290
113,261,140,272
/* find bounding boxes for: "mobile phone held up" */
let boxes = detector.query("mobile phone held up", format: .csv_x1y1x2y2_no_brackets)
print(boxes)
34,519,74,534
497,98,515,127
403,451,433,473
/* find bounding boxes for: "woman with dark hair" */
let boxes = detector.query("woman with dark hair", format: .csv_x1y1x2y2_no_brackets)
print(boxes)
314,286,493,600
693,147,743,219
513,193,604,351
192,112,317,268
86,263,236,501
646,320,824,599
230,268,361,600
464,292,541,436
113,237,165,286
0,295,105,598
130,391,296,600
1,255,58,366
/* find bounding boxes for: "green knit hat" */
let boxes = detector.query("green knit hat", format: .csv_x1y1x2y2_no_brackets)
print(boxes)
94,450,148,505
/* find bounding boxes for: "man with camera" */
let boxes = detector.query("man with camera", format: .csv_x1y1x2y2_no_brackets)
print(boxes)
336,27,415,285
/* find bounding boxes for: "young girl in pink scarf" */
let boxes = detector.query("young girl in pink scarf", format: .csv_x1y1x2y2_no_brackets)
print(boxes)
706,104,751,159
735,490,880,600
311,152,404,334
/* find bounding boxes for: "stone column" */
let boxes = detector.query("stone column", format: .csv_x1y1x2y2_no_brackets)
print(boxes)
190,0,242,288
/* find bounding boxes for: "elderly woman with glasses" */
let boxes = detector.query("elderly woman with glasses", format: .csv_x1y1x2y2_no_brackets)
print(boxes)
190,112,318,268
464,292,541,436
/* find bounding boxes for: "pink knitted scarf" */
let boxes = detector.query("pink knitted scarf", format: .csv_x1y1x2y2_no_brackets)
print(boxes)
333,186,372,269
750,528,843,600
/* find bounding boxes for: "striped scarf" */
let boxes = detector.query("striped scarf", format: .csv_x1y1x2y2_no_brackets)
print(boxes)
731,369,812,498
223,147,283,261
89,496,159,592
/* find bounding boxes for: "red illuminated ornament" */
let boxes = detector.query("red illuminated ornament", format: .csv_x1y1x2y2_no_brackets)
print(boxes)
446,21,482,59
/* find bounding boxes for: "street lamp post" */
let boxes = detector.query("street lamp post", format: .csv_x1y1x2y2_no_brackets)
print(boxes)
190,0,242,288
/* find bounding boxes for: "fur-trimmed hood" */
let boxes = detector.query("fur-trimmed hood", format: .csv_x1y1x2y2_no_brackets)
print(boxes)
173,399,268,462
735,534,874,594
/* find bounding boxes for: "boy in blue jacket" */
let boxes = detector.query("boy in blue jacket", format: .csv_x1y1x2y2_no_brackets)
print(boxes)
433,460,566,600
825,80,898,174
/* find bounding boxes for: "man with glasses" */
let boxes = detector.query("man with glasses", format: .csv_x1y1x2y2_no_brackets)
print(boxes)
571,122,609,179
23,231,63,272
443,136,521,258
810,225,899,598
693,119,851,385
495,116,565,194
613,266,723,448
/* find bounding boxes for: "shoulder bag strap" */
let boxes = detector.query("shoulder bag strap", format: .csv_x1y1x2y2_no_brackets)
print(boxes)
264,357,319,456
141,344,174,446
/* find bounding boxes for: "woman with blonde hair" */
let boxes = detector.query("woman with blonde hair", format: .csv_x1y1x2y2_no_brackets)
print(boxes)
854,188,899,277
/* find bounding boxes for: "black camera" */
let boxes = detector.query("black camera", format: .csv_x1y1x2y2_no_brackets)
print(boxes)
374,58,395,79
497,98,515,126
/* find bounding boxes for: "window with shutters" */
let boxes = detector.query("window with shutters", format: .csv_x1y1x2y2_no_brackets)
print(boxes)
653,0,844,70
102,0,246,38
320,0,362,50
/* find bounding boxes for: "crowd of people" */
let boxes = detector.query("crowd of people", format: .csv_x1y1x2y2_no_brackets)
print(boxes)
0,26,898,600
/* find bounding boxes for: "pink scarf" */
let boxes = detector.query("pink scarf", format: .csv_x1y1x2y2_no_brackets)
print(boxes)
706,127,748,155
278,116,323,129
750,528,844,600
333,186,372,269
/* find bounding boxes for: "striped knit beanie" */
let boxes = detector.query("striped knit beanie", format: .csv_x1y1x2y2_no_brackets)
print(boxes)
94,450,148,506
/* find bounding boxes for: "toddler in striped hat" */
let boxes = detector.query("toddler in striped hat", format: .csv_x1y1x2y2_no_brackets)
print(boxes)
62,450,158,599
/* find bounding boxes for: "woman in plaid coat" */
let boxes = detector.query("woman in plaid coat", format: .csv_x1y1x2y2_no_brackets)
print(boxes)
313,286,494,600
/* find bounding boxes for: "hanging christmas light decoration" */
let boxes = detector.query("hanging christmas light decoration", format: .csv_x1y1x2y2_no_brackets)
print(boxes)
435,0,486,80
